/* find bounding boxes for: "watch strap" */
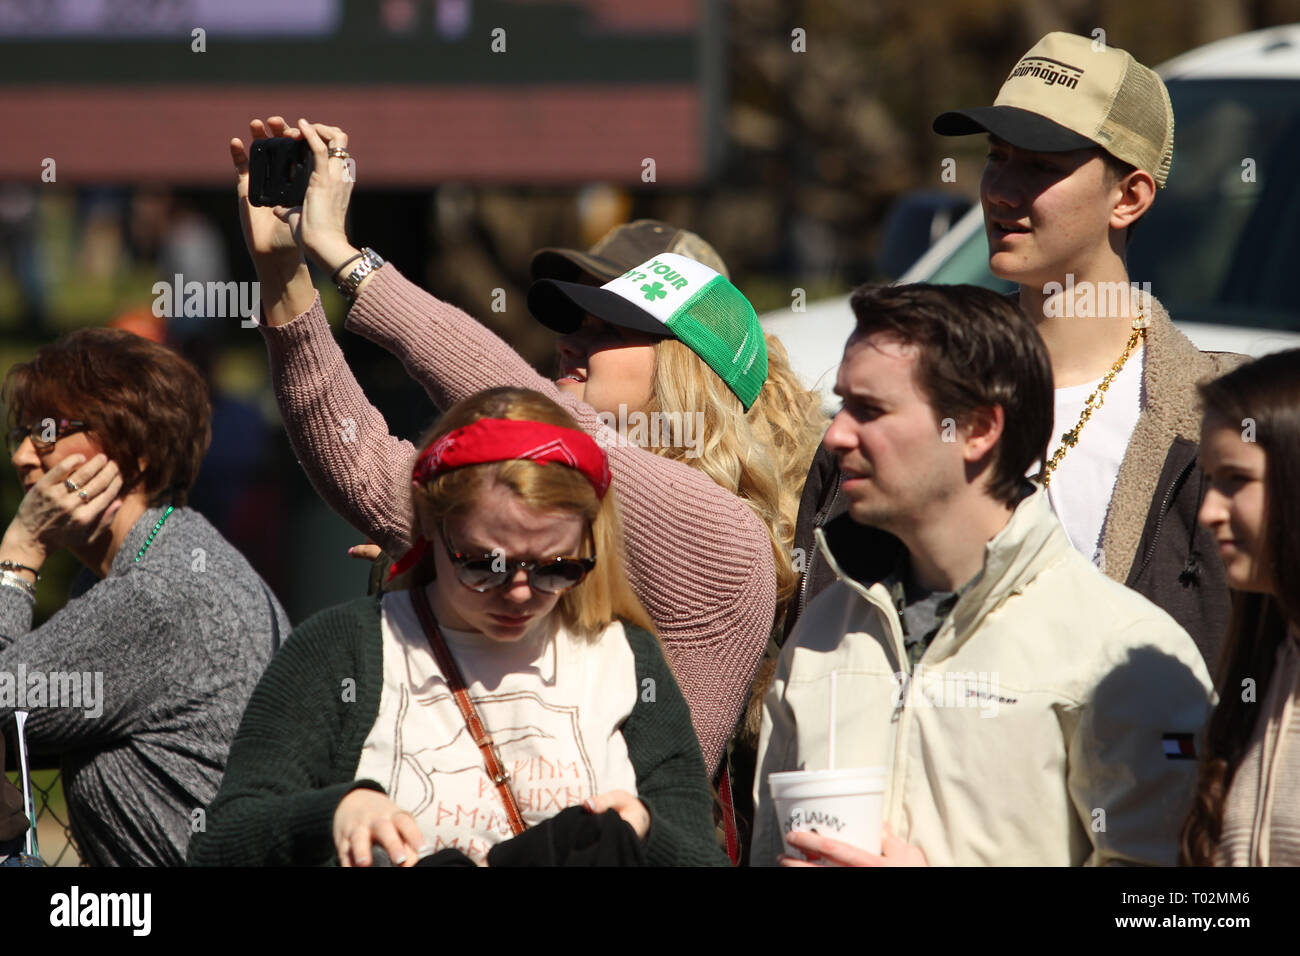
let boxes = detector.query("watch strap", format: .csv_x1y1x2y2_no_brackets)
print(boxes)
335,247,385,301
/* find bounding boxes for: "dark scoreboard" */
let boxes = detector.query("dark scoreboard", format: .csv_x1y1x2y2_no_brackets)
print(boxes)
0,0,722,184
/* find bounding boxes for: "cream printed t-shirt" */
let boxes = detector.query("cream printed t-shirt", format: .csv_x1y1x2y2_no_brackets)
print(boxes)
355,589,640,864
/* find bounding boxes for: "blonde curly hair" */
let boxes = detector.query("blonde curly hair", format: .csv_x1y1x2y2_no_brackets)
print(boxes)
642,333,828,618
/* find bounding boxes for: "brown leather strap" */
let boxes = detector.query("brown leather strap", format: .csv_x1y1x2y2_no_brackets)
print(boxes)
410,586,528,836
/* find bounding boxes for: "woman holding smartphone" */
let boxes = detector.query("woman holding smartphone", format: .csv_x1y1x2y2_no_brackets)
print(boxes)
228,117,826,780
190,387,726,866
1180,350,1300,866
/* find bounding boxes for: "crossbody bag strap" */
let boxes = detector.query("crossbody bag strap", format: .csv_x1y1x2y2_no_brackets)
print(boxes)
410,586,528,836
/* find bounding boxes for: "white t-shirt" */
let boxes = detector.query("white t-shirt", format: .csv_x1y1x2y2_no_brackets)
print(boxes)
1035,345,1145,565
354,589,640,865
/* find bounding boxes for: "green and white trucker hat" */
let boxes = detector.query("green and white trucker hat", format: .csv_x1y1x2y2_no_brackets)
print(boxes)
933,32,1174,188
528,252,768,410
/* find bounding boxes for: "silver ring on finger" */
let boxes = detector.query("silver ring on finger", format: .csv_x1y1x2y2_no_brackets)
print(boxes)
78,490,89,501
327,147,352,159
65,478,80,492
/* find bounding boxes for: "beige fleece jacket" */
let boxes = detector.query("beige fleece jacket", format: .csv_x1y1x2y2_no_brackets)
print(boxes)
754,487,1214,866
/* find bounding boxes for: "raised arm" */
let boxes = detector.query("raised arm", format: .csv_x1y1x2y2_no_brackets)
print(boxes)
231,118,418,557
269,119,776,774
346,266,776,773
258,295,419,558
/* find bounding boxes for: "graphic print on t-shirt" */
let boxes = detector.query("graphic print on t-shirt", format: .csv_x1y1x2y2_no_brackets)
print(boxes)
356,595,640,865
373,680,633,863
385,685,599,832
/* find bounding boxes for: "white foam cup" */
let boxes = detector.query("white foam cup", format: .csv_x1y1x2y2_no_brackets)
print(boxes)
768,767,887,858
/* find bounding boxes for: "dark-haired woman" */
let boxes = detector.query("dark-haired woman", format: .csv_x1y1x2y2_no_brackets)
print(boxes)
1181,349,1300,866
0,328,288,866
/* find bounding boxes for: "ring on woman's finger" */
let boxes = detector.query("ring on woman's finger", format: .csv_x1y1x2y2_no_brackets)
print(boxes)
65,478,80,492
77,490,89,501
327,147,352,159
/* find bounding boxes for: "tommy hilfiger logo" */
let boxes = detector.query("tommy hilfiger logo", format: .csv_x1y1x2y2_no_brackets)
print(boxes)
1009,56,1083,89
1162,733,1197,760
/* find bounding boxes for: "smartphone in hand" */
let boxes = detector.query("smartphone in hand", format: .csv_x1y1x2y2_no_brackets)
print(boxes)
248,137,314,208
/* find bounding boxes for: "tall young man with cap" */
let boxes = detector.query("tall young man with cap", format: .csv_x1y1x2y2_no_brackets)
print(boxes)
788,34,1245,667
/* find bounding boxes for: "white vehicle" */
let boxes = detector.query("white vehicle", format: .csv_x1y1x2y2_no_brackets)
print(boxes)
764,24,1300,409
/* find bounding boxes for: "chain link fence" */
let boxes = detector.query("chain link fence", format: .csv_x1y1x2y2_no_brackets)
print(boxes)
5,768,82,867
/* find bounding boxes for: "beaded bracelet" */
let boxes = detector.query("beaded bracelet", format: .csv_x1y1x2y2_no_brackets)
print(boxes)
0,559,39,581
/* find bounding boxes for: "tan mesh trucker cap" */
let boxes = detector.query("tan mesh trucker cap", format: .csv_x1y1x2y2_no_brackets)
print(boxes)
933,32,1174,187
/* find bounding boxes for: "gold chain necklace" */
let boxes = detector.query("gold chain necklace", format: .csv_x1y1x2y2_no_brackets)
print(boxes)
1040,315,1146,487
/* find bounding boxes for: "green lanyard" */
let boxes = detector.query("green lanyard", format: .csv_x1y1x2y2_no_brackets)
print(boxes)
134,506,174,563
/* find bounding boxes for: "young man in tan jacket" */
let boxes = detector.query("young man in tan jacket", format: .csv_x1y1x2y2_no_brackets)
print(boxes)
753,283,1213,866
932,32,1247,666
787,34,1245,668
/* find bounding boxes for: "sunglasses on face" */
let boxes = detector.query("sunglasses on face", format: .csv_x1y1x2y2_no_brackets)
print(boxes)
6,419,89,456
440,521,596,594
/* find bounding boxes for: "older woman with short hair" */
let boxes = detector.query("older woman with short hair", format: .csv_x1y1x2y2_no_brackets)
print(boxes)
0,327,288,866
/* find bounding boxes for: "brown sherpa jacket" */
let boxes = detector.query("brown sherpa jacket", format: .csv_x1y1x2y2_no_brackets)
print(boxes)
785,294,1246,669
1102,294,1247,667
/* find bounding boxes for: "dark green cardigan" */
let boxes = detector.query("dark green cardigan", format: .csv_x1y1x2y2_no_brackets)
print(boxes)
188,595,728,866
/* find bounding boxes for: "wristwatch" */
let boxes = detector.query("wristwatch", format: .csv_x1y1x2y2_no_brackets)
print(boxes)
335,247,385,302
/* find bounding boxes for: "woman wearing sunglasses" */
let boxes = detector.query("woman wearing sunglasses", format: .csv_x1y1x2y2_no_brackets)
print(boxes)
190,387,726,866
228,117,828,785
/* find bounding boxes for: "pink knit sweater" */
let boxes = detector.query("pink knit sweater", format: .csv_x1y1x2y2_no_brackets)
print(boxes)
257,265,776,775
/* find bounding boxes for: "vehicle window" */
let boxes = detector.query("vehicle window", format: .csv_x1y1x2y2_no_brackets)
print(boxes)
1139,80,1300,329
927,222,1012,293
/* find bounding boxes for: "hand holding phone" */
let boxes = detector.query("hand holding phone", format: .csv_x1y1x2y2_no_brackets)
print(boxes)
248,137,315,208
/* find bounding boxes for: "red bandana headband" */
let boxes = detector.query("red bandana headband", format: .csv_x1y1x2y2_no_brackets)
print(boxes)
387,418,611,581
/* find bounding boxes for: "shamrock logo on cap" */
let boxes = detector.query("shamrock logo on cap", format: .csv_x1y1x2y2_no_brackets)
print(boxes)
641,281,667,302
